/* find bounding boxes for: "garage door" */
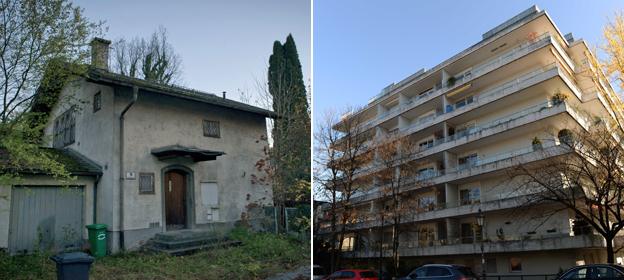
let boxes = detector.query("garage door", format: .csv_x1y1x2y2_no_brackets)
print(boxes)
9,186,84,254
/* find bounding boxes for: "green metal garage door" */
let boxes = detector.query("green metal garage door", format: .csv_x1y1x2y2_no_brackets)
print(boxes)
9,186,84,254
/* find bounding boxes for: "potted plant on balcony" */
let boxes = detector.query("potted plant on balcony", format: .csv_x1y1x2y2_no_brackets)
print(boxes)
496,228,505,241
532,136,543,151
551,90,568,105
447,76,457,87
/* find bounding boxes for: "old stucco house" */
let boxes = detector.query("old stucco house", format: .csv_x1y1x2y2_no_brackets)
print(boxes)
0,38,275,254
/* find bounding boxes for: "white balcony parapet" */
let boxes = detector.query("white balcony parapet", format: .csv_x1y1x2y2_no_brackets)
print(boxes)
347,142,568,206
342,234,605,258
400,64,559,137
356,33,554,132
343,62,588,165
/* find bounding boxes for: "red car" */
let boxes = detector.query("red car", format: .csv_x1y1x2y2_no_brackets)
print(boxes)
324,269,379,280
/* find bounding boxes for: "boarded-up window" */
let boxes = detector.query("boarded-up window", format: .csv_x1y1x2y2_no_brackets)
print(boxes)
200,182,219,206
93,91,101,112
203,120,220,138
53,106,76,148
139,173,155,194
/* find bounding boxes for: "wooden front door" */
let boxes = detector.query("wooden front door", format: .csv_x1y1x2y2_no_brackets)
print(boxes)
165,170,187,230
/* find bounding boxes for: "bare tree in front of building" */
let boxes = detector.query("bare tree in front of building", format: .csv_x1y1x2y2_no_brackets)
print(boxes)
373,134,422,277
509,121,624,263
314,107,373,272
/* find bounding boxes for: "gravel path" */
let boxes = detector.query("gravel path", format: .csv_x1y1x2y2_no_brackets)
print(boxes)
265,264,310,280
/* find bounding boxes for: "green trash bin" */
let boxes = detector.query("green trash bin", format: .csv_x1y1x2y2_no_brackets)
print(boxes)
86,224,107,257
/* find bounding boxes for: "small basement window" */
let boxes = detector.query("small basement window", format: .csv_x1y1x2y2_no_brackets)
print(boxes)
93,91,101,112
139,173,155,194
203,120,220,138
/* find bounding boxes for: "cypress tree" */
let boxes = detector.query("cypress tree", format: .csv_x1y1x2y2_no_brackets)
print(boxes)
268,34,311,206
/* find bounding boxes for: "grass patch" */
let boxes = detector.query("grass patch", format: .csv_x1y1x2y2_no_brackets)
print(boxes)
0,227,310,280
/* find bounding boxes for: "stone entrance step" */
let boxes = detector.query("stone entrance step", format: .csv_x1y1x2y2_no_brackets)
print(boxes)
145,228,241,256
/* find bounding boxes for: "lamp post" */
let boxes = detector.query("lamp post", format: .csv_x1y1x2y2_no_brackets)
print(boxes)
476,208,486,280
379,213,384,280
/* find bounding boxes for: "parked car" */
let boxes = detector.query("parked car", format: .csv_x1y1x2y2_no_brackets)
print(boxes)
323,269,379,280
557,264,624,280
314,265,327,280
399,264,478,280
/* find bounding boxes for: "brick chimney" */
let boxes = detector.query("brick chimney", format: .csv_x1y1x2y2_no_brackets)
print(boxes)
90,37,111,70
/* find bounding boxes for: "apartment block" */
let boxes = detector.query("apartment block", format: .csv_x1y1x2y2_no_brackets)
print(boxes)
317,6,624,275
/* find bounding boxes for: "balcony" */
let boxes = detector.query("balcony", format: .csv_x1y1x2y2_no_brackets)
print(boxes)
316,194,531,234
346,60,580,159
343,234,606,258
357,32,556,133
343,141,571,210
349,100,587,184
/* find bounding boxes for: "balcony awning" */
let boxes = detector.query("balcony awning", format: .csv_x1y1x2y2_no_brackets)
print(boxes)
151,145,225,162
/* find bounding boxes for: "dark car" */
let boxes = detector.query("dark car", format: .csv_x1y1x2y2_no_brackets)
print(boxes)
558,264,624,280
324,269,379,280
399,264,478,280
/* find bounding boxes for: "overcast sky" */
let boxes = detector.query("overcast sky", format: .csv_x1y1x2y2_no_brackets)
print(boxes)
74,0,311,104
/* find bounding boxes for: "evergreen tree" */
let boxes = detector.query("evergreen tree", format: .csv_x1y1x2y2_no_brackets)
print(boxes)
268,34,311,206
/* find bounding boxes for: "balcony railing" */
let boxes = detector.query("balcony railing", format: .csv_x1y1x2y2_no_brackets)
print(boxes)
344,234,605,259
356,32,553,132
346,144,566,207
452,143,554,173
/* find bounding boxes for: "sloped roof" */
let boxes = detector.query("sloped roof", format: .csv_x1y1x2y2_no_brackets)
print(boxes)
0,147,102,176
86,68,277,118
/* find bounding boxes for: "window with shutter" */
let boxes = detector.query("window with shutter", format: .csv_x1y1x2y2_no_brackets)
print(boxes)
139,173,155,194
203,120,220,138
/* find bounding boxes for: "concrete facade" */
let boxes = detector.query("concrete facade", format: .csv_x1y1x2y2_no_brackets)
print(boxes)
318,5,624,275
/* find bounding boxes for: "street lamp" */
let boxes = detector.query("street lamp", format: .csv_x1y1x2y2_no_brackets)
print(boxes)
476,208,486,280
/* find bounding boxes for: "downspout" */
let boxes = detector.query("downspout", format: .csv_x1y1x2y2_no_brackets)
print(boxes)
119,86,138,251
93,174,101,224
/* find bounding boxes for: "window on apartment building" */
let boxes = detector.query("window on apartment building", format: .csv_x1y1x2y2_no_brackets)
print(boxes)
139,173,155,194
458,153,478,167
509,258,522,272
93,91,101,112
418,196,435,211
460,188,480,205
53,106,76,148
460,223,475,244
203,120,220,138
419,139,434,150
454,95,474,109
341,235,355,251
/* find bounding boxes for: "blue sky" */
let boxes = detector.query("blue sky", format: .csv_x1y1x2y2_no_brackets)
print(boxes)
74,0,310,104
313,0,624,122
